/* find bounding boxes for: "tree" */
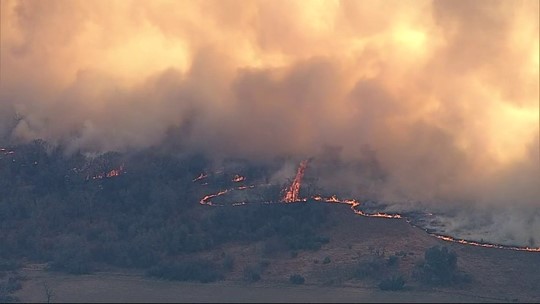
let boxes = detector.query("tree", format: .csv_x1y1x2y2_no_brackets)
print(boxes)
43,282,54,304
414,246,471,286
378,275,405,291
243,265,262,282
289,274,305,284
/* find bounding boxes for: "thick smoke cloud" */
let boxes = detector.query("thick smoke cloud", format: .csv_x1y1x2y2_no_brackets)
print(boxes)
1,0,539,243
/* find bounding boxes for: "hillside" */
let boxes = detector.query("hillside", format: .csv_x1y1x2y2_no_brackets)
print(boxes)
1,141,539,302
14,203,540,303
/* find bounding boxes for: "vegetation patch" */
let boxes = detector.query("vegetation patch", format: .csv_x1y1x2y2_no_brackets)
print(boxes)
413,246,472,286
289,274,305,285
146,259,224,283
0,141,331,277
378,275,405,291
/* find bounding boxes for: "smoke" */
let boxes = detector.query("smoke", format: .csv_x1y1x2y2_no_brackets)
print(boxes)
1,0,539,243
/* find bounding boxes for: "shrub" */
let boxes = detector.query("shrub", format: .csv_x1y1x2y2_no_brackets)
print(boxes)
353,258,385,279
379,275,405,291
222,255,235,272
386,255,399,267
259,260,271,269
0,259,20,271
0,275,22,303
49,247,93,275
413,246,471,286
243,265,262,282
3,277,22,293
262,238,285,256
0,294,18,303
289,274,305,284
323,256,331,264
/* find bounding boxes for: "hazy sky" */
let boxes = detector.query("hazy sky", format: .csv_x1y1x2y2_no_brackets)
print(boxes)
1,0,539,213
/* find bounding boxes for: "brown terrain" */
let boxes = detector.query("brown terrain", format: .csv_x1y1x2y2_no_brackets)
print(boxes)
15,203,540,303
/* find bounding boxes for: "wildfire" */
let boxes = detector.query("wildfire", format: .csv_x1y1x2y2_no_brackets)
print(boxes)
192,173,208,182
196,160,540,253
311,194,402,218
237,185,256,190
431,234,540,252
0,148,15,155
280,161,401,218
199,184,259,205
200,189,229,205
106,167,122,178
282,159,310,203
87,165,125,180
232,174,246,182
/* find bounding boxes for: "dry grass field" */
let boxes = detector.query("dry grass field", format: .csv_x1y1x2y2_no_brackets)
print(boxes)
15,204,540,303
15,271,498,303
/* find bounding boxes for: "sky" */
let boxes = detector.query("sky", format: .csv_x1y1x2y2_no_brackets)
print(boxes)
1,0,539,244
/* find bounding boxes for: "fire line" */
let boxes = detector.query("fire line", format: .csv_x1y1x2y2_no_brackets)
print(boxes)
197,160,540,253
282,159,309,203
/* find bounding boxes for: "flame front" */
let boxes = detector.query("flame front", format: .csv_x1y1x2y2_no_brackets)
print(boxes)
431,234,540,252
195,161,540,253
282,159,309,203
312,195,402,219
199,184,259,205
87,165,125,180
0,148,15,155
106,166,123,178
200,189,229,206
192,173,208,182
232,174,246,182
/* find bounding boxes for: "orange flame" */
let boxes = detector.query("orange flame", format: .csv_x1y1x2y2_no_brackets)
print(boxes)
196,162,540,253
192,173,208,182
106,166,123,178
232,174,246,182
430,234,540,252
199,184,260,205
314,195,402,218
282,159,309,203
87,165,125,180
199,189,229,205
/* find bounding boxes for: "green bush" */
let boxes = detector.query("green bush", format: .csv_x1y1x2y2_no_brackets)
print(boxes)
0,141,336,276
353,258,385,279
222,255,235,272
3,277,22,293
379,275,405,291
243,265,262,282
386,255,399,267
413,246,471,286
0,259,20,271
49,247,93,275
289,274,305,284
0,275,22,303
0,294,18,303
